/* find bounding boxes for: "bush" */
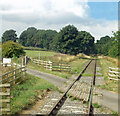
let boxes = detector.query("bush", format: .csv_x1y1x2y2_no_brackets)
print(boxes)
2,41,25,58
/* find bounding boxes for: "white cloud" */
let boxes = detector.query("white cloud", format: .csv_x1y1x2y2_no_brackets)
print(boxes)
74,19,118,41
0,0,118,41
0,0,89,20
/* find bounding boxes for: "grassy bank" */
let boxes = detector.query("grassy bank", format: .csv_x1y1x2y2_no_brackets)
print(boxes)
10,73,56,114
99,59,118,93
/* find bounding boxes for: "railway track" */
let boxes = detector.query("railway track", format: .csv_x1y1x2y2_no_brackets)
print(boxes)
47,59,97,116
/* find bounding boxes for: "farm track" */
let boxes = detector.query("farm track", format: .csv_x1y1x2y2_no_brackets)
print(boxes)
26,68,67,88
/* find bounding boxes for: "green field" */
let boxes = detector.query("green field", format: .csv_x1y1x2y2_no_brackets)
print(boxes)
25,50,57,58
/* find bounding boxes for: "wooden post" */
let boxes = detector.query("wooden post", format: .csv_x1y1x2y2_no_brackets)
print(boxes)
0,84,11,115
69,65,71,72
60,63,61,72
13,70,16,85
25,56,27,66
22,57,24,66
46,61,47,70
24,66,26,80
51,62,52,71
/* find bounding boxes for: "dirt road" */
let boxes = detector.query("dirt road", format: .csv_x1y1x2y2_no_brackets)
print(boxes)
27,68,67,88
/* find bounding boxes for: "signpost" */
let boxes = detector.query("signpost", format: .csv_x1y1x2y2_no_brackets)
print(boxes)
3,58,11,66
39,52,40,60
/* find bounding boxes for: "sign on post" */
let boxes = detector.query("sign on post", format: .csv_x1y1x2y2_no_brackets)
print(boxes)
3,58,11,66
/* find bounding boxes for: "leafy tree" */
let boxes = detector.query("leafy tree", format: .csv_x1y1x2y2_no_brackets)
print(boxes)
18,27,57,50
95,32,119,58
2,29,18,43
76,31,94,55
95,35,112,55
31,29,57,49
56,25,94,55
18,27,37,46
57,25,78,55
16,25,95,55
2,41,25,58
108,31,120,58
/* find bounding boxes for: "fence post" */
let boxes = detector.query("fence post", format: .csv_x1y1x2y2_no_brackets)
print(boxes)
60,63,61,72
0,84,11,115
23,66,26,81
13,70,16,85
22,57,24,67
69,64,71,72
46,61,47,70
51,62,52,71
25,56,27,66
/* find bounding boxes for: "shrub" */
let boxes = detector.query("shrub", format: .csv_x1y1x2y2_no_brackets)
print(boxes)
2,41,25,58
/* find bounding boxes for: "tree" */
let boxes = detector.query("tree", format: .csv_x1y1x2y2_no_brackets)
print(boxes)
18,27,37,46
31,29,57,49
56,25,94,55
76,31,94,55
57,25,78,55
2,41,25,58
108,31,120,58
2,29,18,43
95,35,112,55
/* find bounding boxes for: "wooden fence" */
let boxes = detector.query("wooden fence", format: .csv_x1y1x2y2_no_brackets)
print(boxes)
0,65,26,114
0,84,11,114
29,57,71,72
1,66,26,85
52,63,71,72
108,67,120,81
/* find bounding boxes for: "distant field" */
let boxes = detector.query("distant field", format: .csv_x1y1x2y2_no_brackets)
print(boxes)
25,50,57,58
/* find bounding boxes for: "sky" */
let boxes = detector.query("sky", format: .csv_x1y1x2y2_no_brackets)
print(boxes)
0,0,119,42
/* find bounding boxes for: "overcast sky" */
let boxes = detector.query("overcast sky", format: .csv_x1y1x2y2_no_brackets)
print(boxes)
0,0,119,41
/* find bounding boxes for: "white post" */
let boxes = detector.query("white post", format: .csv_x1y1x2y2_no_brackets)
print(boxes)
39,52,40,60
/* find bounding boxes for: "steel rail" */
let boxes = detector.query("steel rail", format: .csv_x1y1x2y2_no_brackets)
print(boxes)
88,59,97,116
48,59,93,116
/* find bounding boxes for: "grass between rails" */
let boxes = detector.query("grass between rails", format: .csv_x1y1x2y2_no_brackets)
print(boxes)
10,73,57,114
98,59,118,93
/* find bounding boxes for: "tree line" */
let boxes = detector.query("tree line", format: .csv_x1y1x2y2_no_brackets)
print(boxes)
95,31,119,58
1,25,119,58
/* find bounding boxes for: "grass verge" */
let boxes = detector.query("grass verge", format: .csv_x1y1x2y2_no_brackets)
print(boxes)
10,73,56,114
99,59,118,93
